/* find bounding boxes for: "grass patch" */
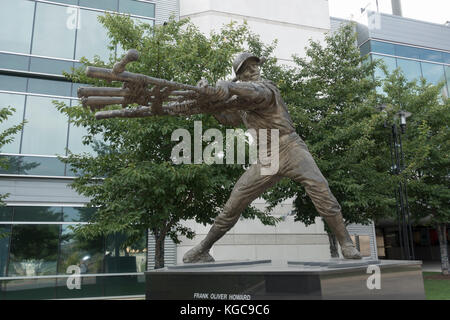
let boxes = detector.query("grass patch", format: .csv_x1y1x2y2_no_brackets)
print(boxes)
423,272,450,300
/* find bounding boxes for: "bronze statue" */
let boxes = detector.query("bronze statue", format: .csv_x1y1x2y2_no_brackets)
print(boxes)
79,50,362,263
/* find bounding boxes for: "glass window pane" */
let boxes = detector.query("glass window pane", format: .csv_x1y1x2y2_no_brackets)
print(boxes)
19,156,66,176
32,3,77,59
0,207,13,222
0,93,25,153
395,44,421,60
28,78,72,97
0,155,20,174
372,54,397,79
21,96,69,156
30,57,74,77
0,53,30,72
420,49,443,63
421,62,445,86
58,225,104,274
0,0,35,53
0,75,28,92
67,123,95,155
62,207,96,222
79,0,118,11
396,58,422,83
443,52,450,64
75,9,111,61
8,224,60,276
105,232,146,273
370,41,395,55
0,225,12,277
119,0,155,18
13,206,62,222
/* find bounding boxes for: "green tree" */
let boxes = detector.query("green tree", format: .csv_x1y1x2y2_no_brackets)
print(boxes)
380,69,449,275
262,24,395,256
57,16,279,269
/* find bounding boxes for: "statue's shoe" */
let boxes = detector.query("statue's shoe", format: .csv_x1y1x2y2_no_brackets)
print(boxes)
341,245,362,259
183,247,215,263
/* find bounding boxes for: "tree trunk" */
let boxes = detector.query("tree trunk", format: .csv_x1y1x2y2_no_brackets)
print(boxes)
154,233,165,270
327,232,339,258
436,223,449,275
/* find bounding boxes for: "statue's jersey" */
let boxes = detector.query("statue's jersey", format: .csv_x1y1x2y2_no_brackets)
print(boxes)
239,80,296,145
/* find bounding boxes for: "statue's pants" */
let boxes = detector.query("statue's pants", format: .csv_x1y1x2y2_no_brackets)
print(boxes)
213,133,342,232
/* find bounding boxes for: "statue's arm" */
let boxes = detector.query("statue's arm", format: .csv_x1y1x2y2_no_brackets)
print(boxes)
213,111,242,126
216,81,273,110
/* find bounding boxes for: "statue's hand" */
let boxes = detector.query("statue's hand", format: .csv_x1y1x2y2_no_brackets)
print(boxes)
214,80,230,101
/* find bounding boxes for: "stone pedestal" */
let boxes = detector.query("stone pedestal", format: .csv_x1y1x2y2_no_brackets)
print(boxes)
145,259,425,300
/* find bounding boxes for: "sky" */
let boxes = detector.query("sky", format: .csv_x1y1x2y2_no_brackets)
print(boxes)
328,0,450,25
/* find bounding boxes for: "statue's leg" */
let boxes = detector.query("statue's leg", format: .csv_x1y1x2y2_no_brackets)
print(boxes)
281,138,361,259
183,163,281,263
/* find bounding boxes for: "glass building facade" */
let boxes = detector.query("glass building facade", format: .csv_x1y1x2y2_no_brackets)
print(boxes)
0,0,170,299
360,39,450,97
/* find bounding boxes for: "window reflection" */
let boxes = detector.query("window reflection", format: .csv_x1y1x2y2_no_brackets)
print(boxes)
0,53,30,72
0,93,26,154
372,54,397,79
75,9,111,61
13,207,63,222
0,0,35,54
21,96,69,156
32,3,77,59
8,225,60,276
0,207,13,222
119,0,155,18
0,225,12,277
0,75,28,92
30,57,74,77
79,0,118,11
105,232,147,273
28,78,72,97
0,155,65,176
396,58,422,83
62,207,96,222
395,44,422,60
58,225,104,274
421,62,445,86
20,156,66,176
370,41,395,55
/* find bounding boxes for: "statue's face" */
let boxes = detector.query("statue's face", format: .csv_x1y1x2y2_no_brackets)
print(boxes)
239,60,260,81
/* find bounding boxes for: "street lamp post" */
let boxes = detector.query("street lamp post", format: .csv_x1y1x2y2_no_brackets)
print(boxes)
380,105,415,260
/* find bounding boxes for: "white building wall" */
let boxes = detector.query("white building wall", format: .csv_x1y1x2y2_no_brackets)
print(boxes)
180,0,330,64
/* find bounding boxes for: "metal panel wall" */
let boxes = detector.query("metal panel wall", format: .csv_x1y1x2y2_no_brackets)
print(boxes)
362,11,450,51
147,232,177,269
0,177,90,205
155,0,180,25
347,222,378,259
